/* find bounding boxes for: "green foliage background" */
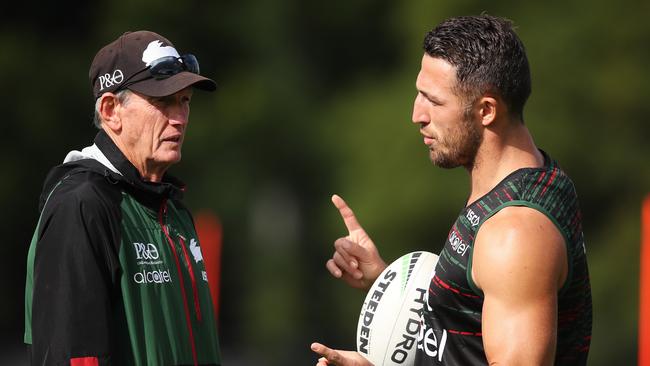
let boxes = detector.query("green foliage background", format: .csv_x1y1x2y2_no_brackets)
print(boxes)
1,0,648,364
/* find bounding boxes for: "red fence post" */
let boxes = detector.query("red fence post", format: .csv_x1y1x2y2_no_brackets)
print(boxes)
639,195,650,365
194,210,223,323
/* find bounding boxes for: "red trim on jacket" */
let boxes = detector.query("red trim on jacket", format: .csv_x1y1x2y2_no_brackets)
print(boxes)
70,357,99,366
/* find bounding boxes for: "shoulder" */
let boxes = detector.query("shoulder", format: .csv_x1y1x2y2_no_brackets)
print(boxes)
518,159,578,204
36,167,124,256
472,206,567,292
477,206,561,243
42,168,123,220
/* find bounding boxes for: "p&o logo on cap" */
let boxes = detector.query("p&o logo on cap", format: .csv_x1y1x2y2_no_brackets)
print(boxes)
98,69,124,91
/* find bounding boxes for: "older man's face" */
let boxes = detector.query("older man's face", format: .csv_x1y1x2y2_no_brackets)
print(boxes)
117,87,193,180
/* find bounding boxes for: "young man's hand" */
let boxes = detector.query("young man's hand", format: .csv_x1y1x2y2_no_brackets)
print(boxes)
311,342,373,366
325,195,386,290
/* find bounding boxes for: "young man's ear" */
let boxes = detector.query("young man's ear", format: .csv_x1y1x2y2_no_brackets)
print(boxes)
477,95,499,127
97,92,122,132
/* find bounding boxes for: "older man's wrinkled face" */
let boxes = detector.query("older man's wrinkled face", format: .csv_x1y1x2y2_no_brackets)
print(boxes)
117,88,192,180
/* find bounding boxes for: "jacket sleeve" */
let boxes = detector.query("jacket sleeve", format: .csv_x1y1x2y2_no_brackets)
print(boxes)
30,178,121,366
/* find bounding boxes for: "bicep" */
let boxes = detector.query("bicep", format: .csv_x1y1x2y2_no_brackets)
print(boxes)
472,207,566,365
482,283,557,365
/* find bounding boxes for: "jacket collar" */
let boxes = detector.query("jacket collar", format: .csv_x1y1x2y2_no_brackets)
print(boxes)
94,130,185,200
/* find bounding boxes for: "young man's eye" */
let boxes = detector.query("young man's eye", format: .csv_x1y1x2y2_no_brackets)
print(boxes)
426,96,442,106
419,92,439,106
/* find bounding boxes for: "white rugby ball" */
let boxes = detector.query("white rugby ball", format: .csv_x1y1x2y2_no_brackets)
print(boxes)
356,251,438,366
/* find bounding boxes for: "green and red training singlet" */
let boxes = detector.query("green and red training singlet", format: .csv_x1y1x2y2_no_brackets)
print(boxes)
414,151,592,365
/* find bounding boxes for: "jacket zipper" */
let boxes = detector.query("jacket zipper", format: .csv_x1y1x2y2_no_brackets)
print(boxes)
178,234,203,322
159,199,199,366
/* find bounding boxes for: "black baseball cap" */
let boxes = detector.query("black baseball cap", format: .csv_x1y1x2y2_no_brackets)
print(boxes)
89,30,216,99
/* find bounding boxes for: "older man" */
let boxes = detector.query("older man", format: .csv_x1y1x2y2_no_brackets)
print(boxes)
24,31,221,366
312,15,592,366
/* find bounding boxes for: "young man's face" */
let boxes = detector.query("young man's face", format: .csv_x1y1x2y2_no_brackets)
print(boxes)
412,55,482,169
118,87,193,177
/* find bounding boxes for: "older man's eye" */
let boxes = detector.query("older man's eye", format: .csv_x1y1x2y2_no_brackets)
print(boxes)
150,96,173,106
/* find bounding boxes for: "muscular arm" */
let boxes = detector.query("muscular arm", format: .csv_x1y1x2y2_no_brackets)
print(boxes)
472,206,567,365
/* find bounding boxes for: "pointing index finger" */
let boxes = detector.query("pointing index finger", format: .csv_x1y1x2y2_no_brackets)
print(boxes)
332,194,362,233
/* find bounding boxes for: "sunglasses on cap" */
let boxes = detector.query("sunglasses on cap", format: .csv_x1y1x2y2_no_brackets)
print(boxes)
148,54,200,79
115,53,201,91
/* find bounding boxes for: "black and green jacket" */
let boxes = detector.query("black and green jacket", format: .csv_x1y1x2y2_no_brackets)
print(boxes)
24,131,221,366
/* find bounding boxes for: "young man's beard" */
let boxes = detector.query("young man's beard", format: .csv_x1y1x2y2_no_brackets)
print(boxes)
429,112,482,169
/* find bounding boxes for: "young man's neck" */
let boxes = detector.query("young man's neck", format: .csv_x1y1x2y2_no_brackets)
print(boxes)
465,122,543,205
